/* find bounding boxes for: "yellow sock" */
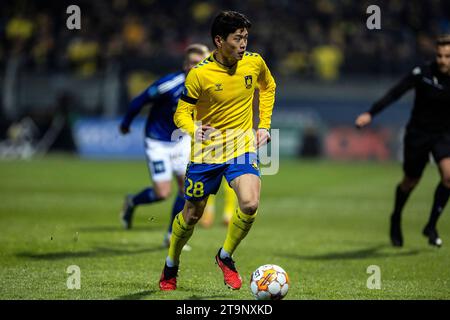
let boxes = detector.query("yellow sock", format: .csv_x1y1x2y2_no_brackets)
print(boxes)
168,212,195,265
223,207,257,256
223,182,236,223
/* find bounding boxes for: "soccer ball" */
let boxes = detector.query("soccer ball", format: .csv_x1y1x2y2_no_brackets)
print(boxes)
250,264,290,300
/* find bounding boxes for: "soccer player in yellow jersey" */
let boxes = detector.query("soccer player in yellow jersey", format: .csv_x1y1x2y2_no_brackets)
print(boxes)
159,11,276,291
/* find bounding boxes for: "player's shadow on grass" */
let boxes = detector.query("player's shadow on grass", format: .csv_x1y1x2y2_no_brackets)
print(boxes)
115,290,157,300
78,225,161,233
17,244,166,261
281,244,422,261
187,294,231,300
116,288,229,300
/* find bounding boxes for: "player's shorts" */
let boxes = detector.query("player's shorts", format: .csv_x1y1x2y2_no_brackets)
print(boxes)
184,152,260,201
144,135,191,182
403,126,450,178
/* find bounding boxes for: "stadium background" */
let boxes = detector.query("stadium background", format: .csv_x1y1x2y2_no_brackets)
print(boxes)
1,0,450,300
2,0,450,160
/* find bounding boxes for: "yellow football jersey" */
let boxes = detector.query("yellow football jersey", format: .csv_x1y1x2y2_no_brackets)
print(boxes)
174,51,276,163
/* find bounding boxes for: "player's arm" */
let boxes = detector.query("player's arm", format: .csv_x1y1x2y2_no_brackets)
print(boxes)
355,68,418,128
174,69,212,140
256,55,276,147
174,98,196,136
119,85,158,134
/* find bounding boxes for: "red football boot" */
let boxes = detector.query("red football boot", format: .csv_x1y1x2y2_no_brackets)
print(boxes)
159,263,178,291
215,249,242,290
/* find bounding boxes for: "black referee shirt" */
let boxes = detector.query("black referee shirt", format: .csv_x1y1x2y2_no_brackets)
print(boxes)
369,62,450,132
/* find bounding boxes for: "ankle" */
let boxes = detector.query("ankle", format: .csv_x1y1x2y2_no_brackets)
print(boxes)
219,248,231,260
165,257,177,268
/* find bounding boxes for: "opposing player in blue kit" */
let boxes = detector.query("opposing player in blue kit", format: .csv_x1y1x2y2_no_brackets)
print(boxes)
119,44,210,248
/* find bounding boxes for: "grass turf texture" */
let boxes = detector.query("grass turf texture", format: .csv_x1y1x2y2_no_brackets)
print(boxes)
0,155,449,300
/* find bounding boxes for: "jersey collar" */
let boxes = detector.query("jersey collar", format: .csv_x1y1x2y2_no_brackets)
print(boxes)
210,51,239,74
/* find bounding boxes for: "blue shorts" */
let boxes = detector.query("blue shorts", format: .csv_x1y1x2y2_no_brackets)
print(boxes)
184,152,260,201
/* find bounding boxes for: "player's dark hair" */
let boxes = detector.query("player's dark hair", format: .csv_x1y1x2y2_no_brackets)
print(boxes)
436,34,450,46
211,11,251,47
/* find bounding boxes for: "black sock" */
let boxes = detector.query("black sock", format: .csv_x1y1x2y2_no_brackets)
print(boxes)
392,184,412,222
132,187,162,206
426,183,450,230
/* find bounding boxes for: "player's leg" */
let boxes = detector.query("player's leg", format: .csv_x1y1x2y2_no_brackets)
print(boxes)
223,173,260,255
216,173,260,290
159,163,224,290
423,137,450,246
162,174,188,248
390,175,421,246
222,179,237,225
215,153,260,290
167,198,209,264
164,135,190,245
168,175,185,237
160,198,209,291
121,183,171,230
160,197,209,291
390,129,429,246
121,138,172,229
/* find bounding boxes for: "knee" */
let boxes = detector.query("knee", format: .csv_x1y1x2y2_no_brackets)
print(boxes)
184,200,207,225
184,214,200,225
240,200,259,215
155,188,171,199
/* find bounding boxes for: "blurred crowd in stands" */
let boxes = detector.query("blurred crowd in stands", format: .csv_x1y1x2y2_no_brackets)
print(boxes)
1,0,448,156
1,0,449,81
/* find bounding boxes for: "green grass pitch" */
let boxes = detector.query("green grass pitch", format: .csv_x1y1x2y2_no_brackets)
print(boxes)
0,156,449,300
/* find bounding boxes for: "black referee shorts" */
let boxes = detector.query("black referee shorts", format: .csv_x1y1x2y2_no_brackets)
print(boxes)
403,127,450,178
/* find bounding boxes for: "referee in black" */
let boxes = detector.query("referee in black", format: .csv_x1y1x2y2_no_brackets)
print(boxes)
355,35,450,248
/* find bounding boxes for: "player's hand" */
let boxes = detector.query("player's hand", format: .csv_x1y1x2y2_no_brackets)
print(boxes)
355,112,372,129
119,124,130,135
256,128,271,148
195,124,216,141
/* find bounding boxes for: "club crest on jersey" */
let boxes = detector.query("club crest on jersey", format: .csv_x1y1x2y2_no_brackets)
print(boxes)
215,83,223,91
244,75,253,89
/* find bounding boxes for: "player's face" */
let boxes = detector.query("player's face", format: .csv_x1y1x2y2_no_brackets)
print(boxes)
222,28,248,61
184,53,207,74
436,45,450,75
